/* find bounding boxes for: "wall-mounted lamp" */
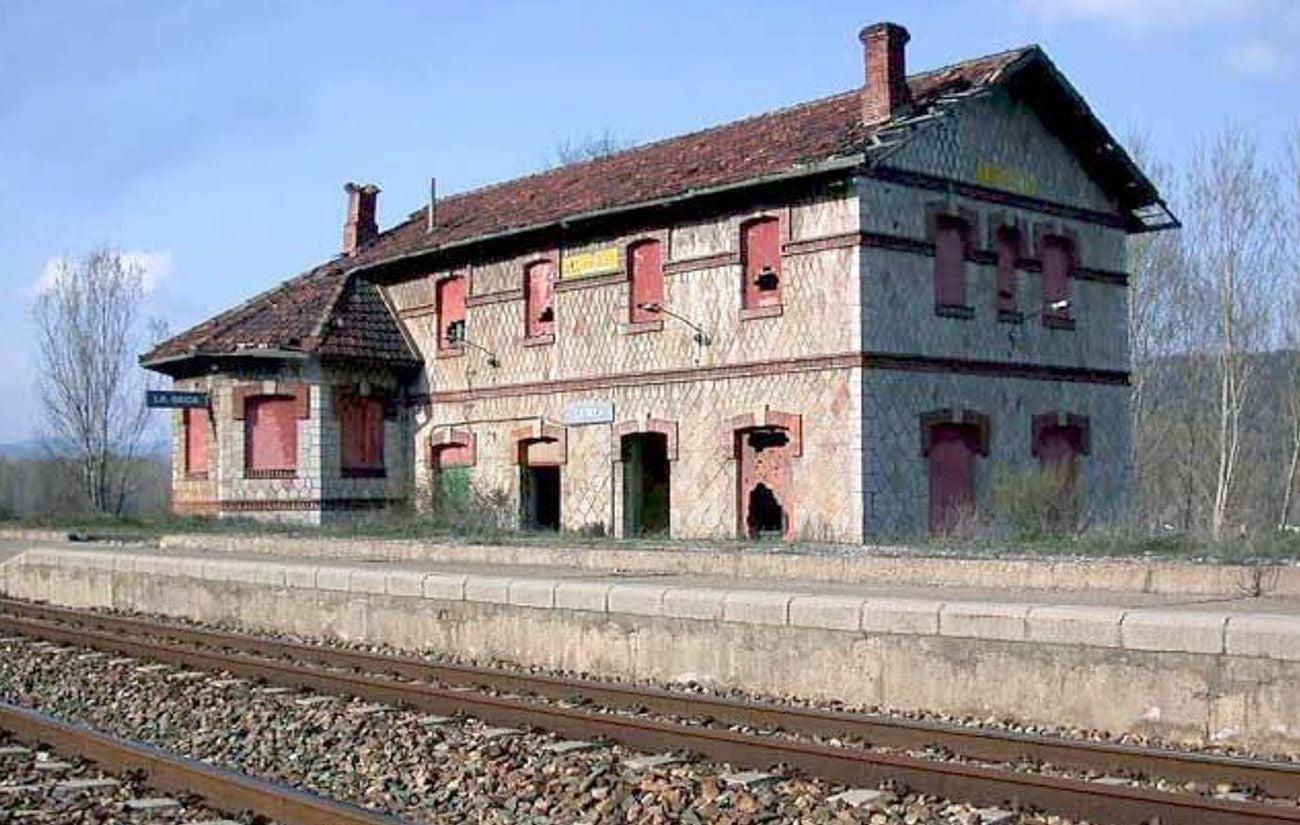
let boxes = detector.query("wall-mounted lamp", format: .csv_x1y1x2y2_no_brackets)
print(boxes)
1007,300,1073,347
637,302,712,347
446,324,500,368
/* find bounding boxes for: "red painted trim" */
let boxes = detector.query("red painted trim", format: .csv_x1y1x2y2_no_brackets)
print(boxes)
554,272,626,292
425,351,1127,404
870,165,1128,229
739,305,783,321
663,251,739,276
520,333,556,348
621,319,664,336
466,288,524,307
232,383,311,420
782,232,860,256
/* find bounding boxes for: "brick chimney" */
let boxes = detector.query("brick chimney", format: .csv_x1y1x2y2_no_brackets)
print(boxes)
343,182,380,256
859,22,911,125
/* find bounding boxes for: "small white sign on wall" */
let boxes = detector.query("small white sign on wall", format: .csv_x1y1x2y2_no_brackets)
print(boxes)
563,399,614,426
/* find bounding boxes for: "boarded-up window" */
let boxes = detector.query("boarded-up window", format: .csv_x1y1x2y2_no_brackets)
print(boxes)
934,216,969,310
184,408,209,476
340,395,385,476
1042,235,1074,321
525,259,555,338
628,239,664,324
244,395,298,475
436,275,467,350
1037,424,1083,531
741,217,782,310
995,226,1021,316
928,423,979,535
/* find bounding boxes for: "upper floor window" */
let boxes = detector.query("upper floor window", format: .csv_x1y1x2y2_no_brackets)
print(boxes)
436,275,467,350
339,394,385,477
184,408,209,477
524,259,555,339
244,395,298,477
934,215,972,316
628,239,664,325
1042,234,1075,328
995,226,1022,320
740,217,782,312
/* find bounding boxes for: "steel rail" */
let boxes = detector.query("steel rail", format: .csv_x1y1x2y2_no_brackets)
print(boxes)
4,596,1300,799
1,611,1298,825
0,702,409,825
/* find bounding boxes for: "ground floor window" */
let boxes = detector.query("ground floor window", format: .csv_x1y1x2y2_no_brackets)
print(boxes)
928,423,980,535
737,426,794,540
244,395,298,477
1033,415,1089,532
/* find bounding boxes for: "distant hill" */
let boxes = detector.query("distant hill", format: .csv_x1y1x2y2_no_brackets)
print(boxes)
0,438,170,460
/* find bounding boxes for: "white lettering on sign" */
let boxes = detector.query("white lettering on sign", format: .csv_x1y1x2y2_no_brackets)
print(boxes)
562,399,614,426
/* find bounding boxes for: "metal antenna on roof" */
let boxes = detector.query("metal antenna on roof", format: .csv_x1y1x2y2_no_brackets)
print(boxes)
426,177,437,234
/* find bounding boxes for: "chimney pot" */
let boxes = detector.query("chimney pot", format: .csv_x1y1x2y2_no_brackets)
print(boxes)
859,22,911,125
343,182,380,256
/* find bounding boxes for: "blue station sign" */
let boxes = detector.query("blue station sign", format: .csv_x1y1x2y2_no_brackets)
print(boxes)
146,390,210,409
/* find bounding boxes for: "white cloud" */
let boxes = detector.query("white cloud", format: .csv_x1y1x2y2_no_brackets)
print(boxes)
1017,0,1262,31
1226,38,1295,79
28,249,173,297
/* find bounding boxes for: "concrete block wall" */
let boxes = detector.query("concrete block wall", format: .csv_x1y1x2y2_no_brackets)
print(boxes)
6,546,1300,753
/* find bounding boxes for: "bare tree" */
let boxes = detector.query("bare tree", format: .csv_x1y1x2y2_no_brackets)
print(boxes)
1280,127,1300,528
553,128,630,167
1183,126,1280,538
33,249,158,516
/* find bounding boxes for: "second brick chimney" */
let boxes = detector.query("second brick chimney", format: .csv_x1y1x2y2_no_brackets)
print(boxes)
343,182,380,256
860,22,911,125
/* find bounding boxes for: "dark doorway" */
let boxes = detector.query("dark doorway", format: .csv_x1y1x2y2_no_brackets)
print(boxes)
520,465,560,531
746,482,785,539
622,433,671,537
928,423,978,535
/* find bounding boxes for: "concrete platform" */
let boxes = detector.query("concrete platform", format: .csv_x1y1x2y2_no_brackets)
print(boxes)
3,540,1300,753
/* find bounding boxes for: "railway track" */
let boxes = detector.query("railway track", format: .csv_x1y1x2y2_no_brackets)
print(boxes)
0,702,408,825
1,596,1298,825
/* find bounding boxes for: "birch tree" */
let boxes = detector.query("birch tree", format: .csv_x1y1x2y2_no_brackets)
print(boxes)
33,249,157,515
1183,126,1280,539
1280,127,1300,528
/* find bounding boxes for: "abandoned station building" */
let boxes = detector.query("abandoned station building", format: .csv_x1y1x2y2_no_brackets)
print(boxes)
141,23,1174,541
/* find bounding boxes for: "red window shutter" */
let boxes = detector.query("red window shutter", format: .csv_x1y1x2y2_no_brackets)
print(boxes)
436,276,467,349
934,219,967,309
1037,425,1081,530
1043,236,1073,315
525,260,555,338
184,409,209,475
629,240,664,323
928,424,977,535
341,396,385,472
741,218,782,309
995,229,1019,315
246,396,297,473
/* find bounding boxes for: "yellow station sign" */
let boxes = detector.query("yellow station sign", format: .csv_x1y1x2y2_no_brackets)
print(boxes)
561,247,620,280
975,162,1038,197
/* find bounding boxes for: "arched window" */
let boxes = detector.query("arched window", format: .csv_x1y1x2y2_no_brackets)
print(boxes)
934,214,972,313
740,217,782,311
524,259,556,339
628,239,664,324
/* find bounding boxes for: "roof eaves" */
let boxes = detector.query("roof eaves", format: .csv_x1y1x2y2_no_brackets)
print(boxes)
350,152,868,281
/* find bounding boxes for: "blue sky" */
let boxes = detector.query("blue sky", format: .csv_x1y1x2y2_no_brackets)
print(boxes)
1,0,1297,441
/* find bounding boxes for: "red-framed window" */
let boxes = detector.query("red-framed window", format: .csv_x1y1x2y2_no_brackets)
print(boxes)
436,275,467,350
339,395,385,477
934,215,971,312
244,395,298,476
741,217,782,310
184,408,209,476
628,239,664,324
524,259,555,339
995,226,1022,318
1042,234,1075,324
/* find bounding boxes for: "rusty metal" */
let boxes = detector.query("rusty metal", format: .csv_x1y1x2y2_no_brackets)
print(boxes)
0,702,408,825
2,608,1299,824
6,596,1300,799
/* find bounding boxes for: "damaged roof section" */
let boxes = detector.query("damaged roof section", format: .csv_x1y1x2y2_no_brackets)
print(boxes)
141,43,1173,373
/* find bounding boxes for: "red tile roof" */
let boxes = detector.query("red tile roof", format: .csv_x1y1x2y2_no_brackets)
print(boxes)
143,46,1034,369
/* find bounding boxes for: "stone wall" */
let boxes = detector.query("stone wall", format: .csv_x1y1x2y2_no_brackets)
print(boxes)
169,361,411,524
